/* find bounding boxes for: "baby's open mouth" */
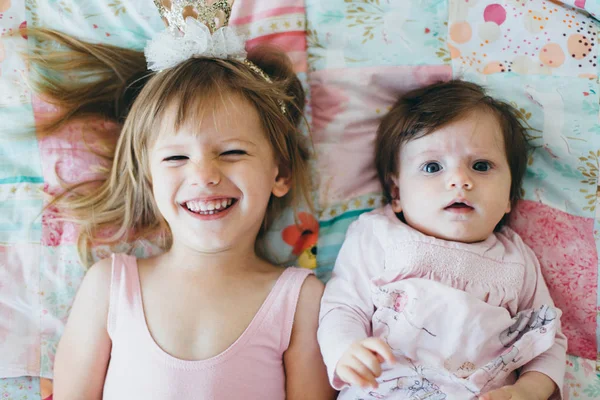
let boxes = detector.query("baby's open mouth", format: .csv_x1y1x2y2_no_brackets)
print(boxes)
445,202,473,209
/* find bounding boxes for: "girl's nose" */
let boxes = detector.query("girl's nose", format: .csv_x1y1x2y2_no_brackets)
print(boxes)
189,158,221,187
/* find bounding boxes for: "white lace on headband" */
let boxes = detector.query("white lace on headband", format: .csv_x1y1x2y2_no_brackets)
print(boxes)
147,0,286,114
145,17,246,71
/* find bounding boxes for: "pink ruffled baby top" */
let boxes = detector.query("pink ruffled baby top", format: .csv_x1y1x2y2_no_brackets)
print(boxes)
318,205,567,400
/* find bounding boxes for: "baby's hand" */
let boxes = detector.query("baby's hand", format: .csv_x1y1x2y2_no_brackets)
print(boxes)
479,384,533,400
335,337,396,389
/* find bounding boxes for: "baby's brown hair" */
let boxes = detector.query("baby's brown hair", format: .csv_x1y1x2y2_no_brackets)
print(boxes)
375,80,529,224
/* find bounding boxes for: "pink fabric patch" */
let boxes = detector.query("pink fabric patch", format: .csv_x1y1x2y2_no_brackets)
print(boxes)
0,244,42,377
247,32,307,73
310,65,452,205
311,80,350,134
231,0,303,21
41,200,78,247
509,200,597,359
33,96,120,247
230,6,304,25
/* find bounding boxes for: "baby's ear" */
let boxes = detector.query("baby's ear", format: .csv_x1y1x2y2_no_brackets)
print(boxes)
390,176,402,213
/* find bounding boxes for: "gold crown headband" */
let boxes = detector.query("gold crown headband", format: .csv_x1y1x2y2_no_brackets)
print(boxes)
147,0,286,114
153,0,231,35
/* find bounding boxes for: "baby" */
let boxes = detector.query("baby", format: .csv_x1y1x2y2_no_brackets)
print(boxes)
318,80,567,400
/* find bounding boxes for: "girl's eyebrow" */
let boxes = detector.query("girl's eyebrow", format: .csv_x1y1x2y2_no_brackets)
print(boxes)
221,138,258,147
154,143,185,152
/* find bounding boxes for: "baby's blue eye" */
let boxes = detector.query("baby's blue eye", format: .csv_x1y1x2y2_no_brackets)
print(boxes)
423,162,442,174
473,161,491,172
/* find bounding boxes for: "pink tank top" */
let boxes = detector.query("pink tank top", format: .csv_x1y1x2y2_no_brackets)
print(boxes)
102,253,313,399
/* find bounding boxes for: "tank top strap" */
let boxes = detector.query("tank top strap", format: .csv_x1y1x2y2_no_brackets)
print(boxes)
254,266,313,353
107,253,143,338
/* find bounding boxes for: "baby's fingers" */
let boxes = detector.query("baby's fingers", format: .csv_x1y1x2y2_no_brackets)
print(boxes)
337,363,379,389
353,345,384,378
479,388,512,400
362,337,396,365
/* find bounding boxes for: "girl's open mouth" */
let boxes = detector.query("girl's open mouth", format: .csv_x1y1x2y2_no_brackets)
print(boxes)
183,198,237,215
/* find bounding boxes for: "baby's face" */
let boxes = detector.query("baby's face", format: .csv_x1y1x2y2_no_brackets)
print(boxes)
392,109,512,243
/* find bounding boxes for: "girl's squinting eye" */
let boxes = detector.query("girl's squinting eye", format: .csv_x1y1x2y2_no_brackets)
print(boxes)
163,155,188,162
422,162,442,174
221,150,247,156
473,161,491,172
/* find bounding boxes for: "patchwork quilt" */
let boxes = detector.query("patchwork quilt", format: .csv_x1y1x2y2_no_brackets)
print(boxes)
1,0,599,397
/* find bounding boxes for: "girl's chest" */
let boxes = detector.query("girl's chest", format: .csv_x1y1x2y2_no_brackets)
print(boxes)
139,278,274,361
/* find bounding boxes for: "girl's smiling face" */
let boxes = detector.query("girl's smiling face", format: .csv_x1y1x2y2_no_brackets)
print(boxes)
149,95,291,254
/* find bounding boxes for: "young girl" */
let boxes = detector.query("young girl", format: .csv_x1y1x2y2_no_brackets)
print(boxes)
318,80,567,400
29,1,335,399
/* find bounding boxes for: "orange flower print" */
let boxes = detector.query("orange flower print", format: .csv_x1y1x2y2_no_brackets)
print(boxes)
282,212,319,269
41,378,53,399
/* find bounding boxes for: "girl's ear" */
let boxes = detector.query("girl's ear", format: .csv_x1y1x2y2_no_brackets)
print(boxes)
390,176,402,213
272,165,292,198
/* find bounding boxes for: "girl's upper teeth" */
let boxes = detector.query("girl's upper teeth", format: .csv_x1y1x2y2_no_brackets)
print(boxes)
186,199,233,212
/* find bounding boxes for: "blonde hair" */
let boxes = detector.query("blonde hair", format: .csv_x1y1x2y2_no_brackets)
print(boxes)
27,28,311,265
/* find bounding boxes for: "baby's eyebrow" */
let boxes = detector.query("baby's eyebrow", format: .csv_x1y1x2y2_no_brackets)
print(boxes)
405,148,503,161
404,149,441,160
